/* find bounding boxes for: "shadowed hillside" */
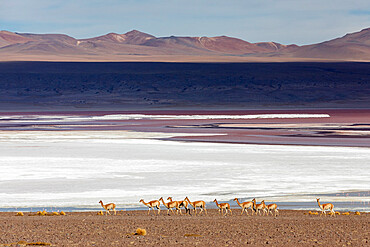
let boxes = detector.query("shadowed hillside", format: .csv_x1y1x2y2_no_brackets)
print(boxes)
0,62,369,110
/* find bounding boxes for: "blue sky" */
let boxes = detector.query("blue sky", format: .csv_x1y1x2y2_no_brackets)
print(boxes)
0,0,369,45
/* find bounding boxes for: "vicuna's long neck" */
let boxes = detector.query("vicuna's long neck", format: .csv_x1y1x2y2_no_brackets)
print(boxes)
100,201,104,207
185,198,193,206
317,200,322,209
214,200,219,207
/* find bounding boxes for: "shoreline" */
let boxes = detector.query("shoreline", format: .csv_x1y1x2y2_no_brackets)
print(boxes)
161,137,370,148
1,109,369,147
2,191,370,212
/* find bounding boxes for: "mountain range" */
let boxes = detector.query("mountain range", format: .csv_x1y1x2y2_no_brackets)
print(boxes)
0,28,369,61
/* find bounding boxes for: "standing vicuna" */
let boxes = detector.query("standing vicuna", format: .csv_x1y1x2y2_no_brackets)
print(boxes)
167,197,191,215
252,198,267,216
184,197,207,215
99,200,116,215
234,198,254,215
139,199,161,215
159,197,181,215
316,198,335,216
213,199,232,216
265,202,279,217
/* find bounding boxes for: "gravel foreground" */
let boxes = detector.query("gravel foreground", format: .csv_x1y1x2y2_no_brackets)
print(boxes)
0,210,369,246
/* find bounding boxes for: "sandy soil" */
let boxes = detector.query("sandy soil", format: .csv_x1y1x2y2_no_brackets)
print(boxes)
0,210,369,246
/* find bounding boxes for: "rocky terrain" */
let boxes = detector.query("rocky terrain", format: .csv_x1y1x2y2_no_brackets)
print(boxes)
0,210,369,246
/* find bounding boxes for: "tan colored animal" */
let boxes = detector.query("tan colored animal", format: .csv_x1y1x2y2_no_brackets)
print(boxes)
159,197,181,215
265,202,279,216
139,199,161,215
233,198,254,215
184,196,207,215
167,197,190,215
98,200,116,215
213,199,232,216
252,198,267,216
316,198,335,216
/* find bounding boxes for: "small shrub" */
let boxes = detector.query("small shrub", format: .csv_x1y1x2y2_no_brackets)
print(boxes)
26,242,51,246
184,233,202,237
355,211,361,215
16,212,24,216
35,210,48,216
60,211,66,216
135,228,147,236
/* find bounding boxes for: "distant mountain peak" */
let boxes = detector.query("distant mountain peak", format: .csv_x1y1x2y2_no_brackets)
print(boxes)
124,30,155,38
0,27,369,61
125,29,145,34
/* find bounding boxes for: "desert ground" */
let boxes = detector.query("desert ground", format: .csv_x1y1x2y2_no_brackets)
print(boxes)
0,209,369,246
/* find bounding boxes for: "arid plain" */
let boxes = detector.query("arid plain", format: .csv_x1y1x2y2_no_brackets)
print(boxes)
0,210,369,246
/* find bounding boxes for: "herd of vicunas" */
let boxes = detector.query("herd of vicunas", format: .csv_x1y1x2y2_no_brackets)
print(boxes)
99,198,335,217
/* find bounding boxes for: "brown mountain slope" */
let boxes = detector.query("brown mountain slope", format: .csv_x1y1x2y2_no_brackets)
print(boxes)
290,28,370,60
80,30,155,45
255,42,298,52
0,40,89,55
18,33,77,45
0,32,83,55
142,35,276,54
0,31,33,48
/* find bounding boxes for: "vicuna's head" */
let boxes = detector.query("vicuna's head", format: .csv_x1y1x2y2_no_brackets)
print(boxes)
99,200,102,203
167,197,172,201
316,198,320,202
184,196,189,201
233,198,238,201
139,199,144,203
159,197,163,201
213,199,217,203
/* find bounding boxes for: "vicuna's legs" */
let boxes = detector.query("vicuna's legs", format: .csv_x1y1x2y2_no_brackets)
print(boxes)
202,206,208,215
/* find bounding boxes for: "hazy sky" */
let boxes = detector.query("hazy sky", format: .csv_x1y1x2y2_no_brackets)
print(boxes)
0,0,369,45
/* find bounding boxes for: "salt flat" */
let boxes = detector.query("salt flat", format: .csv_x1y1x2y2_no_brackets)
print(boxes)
0,130,369,211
